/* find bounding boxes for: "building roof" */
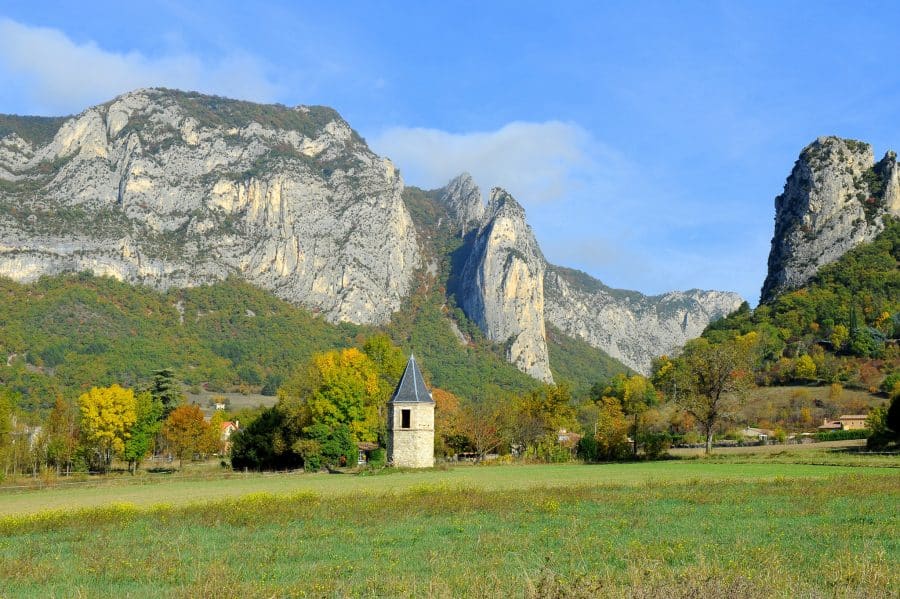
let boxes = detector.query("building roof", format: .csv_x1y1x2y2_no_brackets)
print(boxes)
389,354,433,404
837,415,868,420
741,427,773,436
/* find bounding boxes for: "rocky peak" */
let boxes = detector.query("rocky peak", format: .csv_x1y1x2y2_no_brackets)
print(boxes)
437,172,484,235
761,136,900,302
459,187,553,382
485,186,527,222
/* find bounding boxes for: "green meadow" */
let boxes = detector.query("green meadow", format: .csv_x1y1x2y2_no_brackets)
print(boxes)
1,458,897,597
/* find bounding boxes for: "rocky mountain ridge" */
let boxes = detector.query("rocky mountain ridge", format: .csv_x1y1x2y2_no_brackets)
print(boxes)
544,267,743,372
1,89,743,381
762,136,900,302
0,88,419,325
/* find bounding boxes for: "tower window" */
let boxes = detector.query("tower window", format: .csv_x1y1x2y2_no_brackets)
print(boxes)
401,409,411,429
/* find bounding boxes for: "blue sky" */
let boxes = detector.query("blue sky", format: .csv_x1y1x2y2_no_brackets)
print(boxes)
2,1,899,303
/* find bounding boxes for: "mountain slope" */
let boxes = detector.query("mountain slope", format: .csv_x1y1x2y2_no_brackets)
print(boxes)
703,216,899,378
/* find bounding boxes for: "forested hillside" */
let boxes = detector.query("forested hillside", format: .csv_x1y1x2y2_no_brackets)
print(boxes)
700,216,899,386
0,270,626,413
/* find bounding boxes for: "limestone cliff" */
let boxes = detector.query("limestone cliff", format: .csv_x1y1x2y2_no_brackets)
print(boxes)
0,89,419,324
544,267,744,374
459,188,554,383
761,136,900,302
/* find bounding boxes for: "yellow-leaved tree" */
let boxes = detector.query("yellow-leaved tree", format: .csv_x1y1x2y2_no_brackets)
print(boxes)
280,347,385,443
78,384,137,472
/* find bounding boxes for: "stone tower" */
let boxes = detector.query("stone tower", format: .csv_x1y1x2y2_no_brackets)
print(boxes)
387,354,435,468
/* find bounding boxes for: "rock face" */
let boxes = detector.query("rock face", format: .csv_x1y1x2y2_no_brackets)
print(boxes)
0,89,419,325
437,172,484,235
459,188,554,383
544,267,744,374
761,136,900,302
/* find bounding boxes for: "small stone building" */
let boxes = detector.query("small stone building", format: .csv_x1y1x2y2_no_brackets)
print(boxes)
387,354,435,468
818,414,869,431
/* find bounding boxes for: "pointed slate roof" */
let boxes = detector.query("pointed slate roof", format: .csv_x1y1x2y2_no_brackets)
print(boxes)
389,354,434,403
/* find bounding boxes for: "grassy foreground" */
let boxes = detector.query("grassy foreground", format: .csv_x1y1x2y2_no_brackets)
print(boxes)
0,461,897,597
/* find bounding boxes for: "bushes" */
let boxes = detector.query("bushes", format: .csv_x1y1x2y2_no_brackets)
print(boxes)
639,433,672,459
814,429,870,441
881,372,900,396
300,424,357,470
367,448,386,467
867,396,900,449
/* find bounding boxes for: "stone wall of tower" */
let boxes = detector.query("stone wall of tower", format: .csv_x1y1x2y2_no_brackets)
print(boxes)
387,402,434,468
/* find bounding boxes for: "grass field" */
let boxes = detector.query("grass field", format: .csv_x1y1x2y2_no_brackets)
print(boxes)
1,456,897,597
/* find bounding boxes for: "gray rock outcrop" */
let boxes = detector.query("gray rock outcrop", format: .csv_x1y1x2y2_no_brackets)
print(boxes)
437,172,484,235
544,267,743,374
0,88,419,324
459,188,554,382
761,136,900,302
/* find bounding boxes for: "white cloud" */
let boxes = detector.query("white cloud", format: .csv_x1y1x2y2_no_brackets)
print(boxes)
370,121,611,204
0,18,279,114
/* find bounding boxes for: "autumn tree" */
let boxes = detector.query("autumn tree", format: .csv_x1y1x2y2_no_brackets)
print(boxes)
362,334,407,383
432,387,465,457
44,396,79,475
0,389,12,479
511,384,576,455
593,396,630,461
666,336,755,454
206,410,228,455
362,334,407,436
461,400,506,461
162,404,215,468
829,324,850,351
592,375,656,456
122,391,163,474
78,384,138,472
794,354,817,381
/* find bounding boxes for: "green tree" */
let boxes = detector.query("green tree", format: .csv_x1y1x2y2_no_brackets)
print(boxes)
849,328,882,358
122,391,163,474
150,368,182,417
671,337,754,455
621,375,656,456
868,395,900,449
294,423,356,469
830,324,850,351
230,407,296,471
